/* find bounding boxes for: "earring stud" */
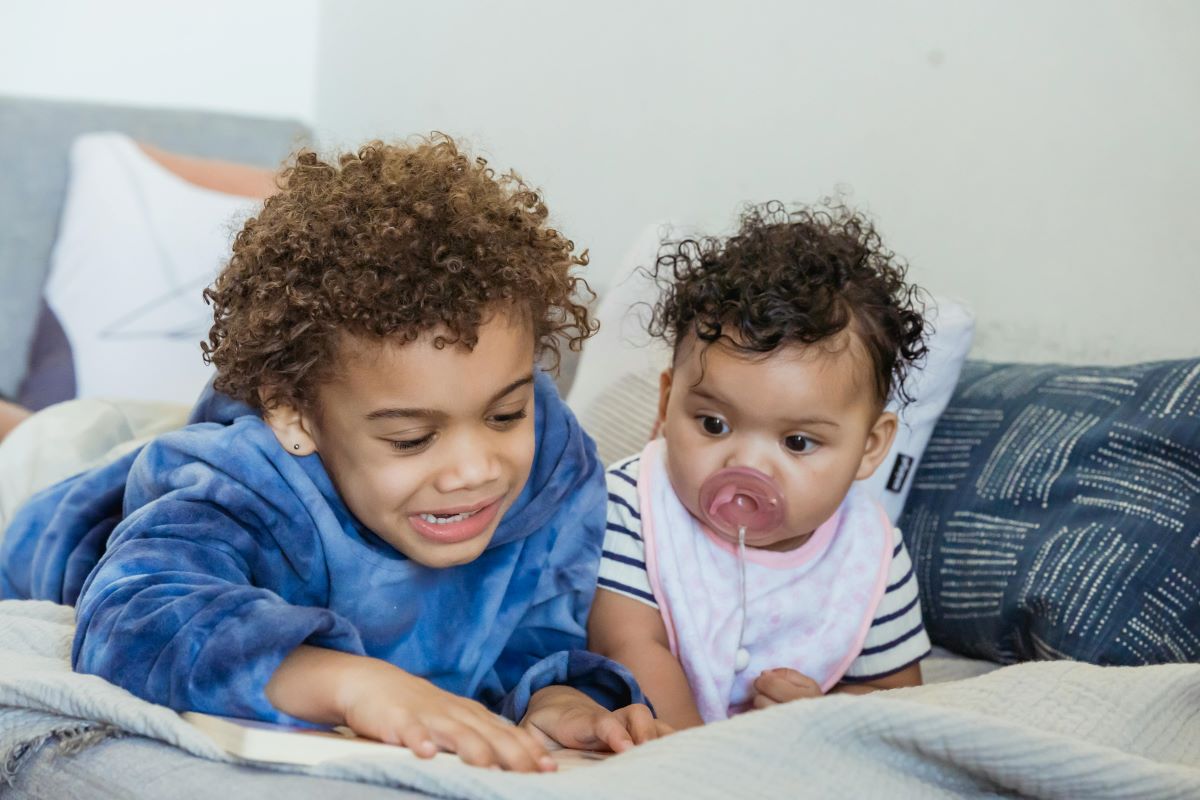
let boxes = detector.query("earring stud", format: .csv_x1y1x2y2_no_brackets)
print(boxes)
293,443,301,451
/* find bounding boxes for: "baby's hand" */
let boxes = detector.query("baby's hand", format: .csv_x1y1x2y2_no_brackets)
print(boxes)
751,667,822,708
520,686,671,753
338,659,554,772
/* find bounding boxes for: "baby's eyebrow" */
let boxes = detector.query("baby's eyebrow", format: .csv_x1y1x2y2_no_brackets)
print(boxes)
786,416,841,428
690,386,729,406
364,374,534,421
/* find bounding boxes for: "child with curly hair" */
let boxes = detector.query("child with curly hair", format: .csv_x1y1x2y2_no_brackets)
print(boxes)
1,135,664,771
588,202,933,729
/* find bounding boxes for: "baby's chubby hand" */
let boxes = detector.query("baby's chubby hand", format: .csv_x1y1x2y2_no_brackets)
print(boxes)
520,685,672,754
751,667,822,708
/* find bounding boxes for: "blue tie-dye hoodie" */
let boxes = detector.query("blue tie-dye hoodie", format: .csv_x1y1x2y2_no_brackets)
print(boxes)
1,372,642,723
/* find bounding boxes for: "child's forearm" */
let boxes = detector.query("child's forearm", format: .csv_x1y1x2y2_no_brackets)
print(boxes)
607,640,704,730
265,644,375,724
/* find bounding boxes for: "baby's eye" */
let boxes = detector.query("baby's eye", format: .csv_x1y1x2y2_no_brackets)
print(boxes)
698,416,729,436
784,434,816,454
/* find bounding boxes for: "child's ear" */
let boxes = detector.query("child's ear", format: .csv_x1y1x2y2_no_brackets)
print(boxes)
259,390,318,456
654,368,674,439
855,410,898,481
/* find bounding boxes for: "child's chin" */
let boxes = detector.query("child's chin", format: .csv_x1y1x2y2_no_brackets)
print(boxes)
399,534,493,569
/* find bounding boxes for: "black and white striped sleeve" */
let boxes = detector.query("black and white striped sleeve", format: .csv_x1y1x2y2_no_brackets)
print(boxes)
595,455,658,609
841,527,931,682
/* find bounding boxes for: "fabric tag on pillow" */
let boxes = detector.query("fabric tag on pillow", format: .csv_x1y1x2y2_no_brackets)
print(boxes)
886,454,915,493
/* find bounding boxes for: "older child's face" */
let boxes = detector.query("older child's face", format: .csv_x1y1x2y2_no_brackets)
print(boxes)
282,310,537,568
657,333,896,551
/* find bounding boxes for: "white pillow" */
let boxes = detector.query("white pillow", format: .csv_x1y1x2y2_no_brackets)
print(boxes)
569,221,976,524
44,133,261,405
859,297,975,522
0,398,189,537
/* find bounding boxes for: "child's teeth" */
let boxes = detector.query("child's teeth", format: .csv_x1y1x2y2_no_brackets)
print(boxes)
419,511,475,524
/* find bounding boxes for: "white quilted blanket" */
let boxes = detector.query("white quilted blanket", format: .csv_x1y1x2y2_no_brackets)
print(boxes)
1,599,1197,799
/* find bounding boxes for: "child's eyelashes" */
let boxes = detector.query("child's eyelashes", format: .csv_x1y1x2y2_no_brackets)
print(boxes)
385,409,528,454
489,409,528,427
389,435,434,453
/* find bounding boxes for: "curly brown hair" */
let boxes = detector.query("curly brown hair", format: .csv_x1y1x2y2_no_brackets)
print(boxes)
202,134,595,411
647,201,927,407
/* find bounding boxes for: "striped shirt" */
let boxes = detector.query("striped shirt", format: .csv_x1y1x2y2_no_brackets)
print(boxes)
599,454,931,682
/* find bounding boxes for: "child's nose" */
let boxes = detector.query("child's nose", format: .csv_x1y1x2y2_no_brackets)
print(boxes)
436,433,501,492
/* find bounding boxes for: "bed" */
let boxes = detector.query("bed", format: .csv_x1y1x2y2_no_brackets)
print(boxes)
0,94,1196,799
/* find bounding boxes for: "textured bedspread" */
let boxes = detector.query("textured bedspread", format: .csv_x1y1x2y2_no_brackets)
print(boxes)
1,599,1197,799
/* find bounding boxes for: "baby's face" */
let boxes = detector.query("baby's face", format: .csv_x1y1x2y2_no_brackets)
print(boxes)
296,309,537,567
658,333,896,551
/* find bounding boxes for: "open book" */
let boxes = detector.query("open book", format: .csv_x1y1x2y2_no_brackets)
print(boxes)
182,712,611,770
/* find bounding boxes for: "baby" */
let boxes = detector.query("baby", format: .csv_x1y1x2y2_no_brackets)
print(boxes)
588,202,932,728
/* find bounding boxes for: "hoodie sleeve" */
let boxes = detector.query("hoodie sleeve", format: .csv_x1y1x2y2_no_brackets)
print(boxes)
72,429,366,724
485,448,647,721
493,637,647,722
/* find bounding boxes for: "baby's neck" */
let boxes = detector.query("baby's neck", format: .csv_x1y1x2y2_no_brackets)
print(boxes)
753,530,815,552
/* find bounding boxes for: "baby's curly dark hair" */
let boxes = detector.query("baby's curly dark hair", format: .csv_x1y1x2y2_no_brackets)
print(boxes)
202,134,595,411
648,201,927,407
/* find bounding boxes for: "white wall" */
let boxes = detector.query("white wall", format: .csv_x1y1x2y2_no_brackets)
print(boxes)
313,0,1200,365
1,1,319,121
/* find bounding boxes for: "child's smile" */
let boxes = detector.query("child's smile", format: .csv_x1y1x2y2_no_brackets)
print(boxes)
408,494,506,545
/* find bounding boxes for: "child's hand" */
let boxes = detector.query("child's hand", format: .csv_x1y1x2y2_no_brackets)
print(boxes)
520,685,672,753
751,668,822,708
338,658,555,772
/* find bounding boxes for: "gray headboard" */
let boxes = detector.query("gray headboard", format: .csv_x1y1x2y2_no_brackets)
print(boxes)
0,94,311,400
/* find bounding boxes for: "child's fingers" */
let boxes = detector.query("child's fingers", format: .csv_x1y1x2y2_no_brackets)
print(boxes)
484,725,547,773
427,718,501,770
394,717,437,758
509,724,557,772
364,708,434,756
616,704,659,744
452,706,552,773
593,714,636,753
654,719,676,737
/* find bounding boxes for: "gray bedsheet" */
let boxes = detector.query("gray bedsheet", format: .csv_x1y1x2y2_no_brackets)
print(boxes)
3,650,1002,800
3,600,1197,800
7,736,428,800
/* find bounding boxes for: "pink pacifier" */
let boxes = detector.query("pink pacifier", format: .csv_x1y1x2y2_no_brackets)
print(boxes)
698,467,786,540
698,467,787,673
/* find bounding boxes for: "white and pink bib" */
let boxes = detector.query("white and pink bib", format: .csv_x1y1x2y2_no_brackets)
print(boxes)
638,438,893,721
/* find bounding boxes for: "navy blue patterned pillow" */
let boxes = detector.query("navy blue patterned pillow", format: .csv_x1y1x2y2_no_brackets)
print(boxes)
900,358,1200,665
